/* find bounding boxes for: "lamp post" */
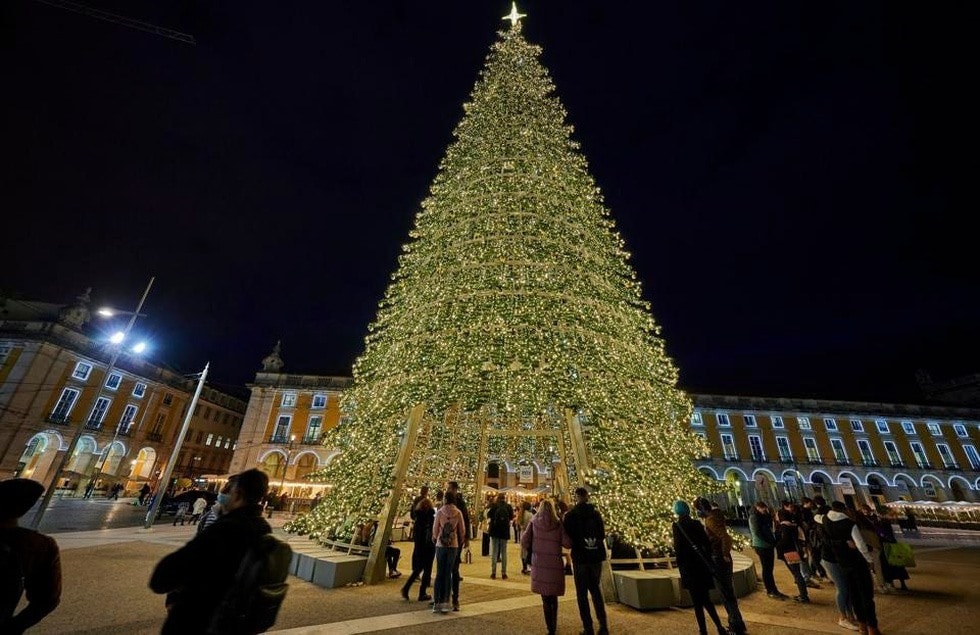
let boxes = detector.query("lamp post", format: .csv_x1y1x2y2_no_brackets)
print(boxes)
279,435,296,494
143,362,209,529
30,277,155,530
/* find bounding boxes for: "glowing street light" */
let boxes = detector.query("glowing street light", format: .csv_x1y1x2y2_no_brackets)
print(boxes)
109,331,126,344
132,341,147,354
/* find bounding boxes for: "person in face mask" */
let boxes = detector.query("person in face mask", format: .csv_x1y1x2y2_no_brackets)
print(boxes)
196,476,237,535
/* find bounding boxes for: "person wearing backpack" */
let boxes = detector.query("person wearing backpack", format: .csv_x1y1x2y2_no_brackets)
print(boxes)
0,478,62,635
431,490,466,614
150,468,287,634
562,487,609,635
487,493,514,579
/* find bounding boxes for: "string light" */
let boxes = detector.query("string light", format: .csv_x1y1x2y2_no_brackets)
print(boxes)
285,11,718,552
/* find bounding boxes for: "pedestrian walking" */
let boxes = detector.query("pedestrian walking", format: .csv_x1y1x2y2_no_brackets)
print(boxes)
521,498,570,635
518,501,533,574
775,508,810,603
813,497,860,631
83,480,96,499
445,481,470,610
189,496,208,525
173,502,189,527
0,478,62,635
108,483,123,500
138,484,152,506
149,469,275,634
749,501,786,599
402,495,435,602
562,487,609,635
823,501,881,635
673,500,727,635
704,508,747,634
861,505,910,592
431,490,466,614
487,493,514,579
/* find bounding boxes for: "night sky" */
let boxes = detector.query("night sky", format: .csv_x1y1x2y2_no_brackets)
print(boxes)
3,1,975,404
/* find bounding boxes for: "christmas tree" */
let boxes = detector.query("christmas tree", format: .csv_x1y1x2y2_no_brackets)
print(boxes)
287,4,713,551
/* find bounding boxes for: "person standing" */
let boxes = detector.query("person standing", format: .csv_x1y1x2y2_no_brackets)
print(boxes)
562,487,608,635
409,486,429,522
813,498,860,631
431,490,466,614
189,496,208,525
823,501,881,635
521,499,570,635
445,481,469,611
0,479,62,635
197,478,236,535
488,493,514,580
749,501,786,599
402,496,436,602
149,469,273,634
673,500,727,635
518,501,534,574
704,508,747,635
861,505,909,592
139,483,152,506
775,509,810,603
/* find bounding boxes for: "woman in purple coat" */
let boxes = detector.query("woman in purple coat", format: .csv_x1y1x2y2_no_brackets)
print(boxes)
521,498,571,635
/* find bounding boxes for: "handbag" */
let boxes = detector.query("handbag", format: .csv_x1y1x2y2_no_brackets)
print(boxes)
883,542,916,568
783,550,801,565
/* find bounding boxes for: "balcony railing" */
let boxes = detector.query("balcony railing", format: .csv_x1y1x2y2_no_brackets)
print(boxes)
807,458,823,465
941,463,961,471
269,435,292,444
916,462,933,470
146,432,163,442
301,435,322,445
85,419,104,430
889,460,905,468
115,425,133,437
861,459,879,467
834,458,853,466
778,457,795,464
45,414,71,425
723,455,740,462
751,454,767,463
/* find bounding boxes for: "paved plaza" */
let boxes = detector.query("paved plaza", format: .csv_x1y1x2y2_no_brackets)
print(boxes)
18,510,979,635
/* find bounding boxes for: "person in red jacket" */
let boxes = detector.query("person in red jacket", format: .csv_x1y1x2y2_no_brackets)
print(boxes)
521,498,571,635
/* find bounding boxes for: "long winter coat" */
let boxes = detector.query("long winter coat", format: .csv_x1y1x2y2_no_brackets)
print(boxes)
521,511,571,597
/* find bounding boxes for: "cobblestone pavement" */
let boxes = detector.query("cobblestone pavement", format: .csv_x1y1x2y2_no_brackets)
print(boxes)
25,520,980,634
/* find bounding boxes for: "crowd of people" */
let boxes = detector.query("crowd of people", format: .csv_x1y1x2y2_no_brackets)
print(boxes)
748,496,910,635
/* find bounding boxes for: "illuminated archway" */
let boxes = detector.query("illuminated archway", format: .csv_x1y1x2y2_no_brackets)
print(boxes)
102,441,127,476
259,450,287,480
67,436,98,475
293,452,319,480
949,476,972,502
130,447,158,480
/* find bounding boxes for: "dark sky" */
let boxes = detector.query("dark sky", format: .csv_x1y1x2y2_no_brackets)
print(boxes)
3,1,976,404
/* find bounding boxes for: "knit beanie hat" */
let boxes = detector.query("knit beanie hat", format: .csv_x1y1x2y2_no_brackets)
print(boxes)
0,478,45,520
672,500,690,516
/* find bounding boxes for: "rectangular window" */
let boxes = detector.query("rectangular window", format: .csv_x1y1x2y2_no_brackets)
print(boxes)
876,419,890,434
273,415,291,441
927,422,942,437
163,392,174,406
964,445,980,470
850,419,864,433
720,433,737,459
281,393,297,407
305,415,323,442
196,431,204,444
206,433,214,446
132,382,147,398
857,439,876,465
884,441,902,466
803,437,820,462
89,397,111,425
224,437,231,449
690,411,703,426
776,436,792,461
152,413,166,434
716,413,731,427
909,441,929,468
798,417,812,430
744,414,758,428
118,404,138,430
936,443,957,468
72,361,93,381
105,372,122,390
312,394,328,409
215,435,223,448
51,387,80,421
954,424,968,438
771,415,785,429
830,438,849,463
824,417,838,432
748,435,765,461
902,421,917,435
203,406,212,420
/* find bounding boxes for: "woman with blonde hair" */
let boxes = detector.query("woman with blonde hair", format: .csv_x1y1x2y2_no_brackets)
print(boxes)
521,498,571,635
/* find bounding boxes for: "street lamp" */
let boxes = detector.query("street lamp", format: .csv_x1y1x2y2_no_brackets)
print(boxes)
279,435,296,493
30,277,155,529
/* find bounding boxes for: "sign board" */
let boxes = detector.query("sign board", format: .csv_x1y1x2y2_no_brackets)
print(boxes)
840,477,856,495
519,465,534,483
923,482,937,498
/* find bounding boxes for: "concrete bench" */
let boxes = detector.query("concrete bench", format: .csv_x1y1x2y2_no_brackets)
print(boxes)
295,548,338,582
613,552,758,610
311,554,368,588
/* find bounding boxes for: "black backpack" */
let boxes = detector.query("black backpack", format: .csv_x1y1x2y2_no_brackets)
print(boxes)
490,504,511,534
1,542,25,624
208,533,292,634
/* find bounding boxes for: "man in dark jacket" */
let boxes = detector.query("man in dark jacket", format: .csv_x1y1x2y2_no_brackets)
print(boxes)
149,469,271,634
0,479,61,635
562,487,608,635
446,481,469,610
487,493,513,579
